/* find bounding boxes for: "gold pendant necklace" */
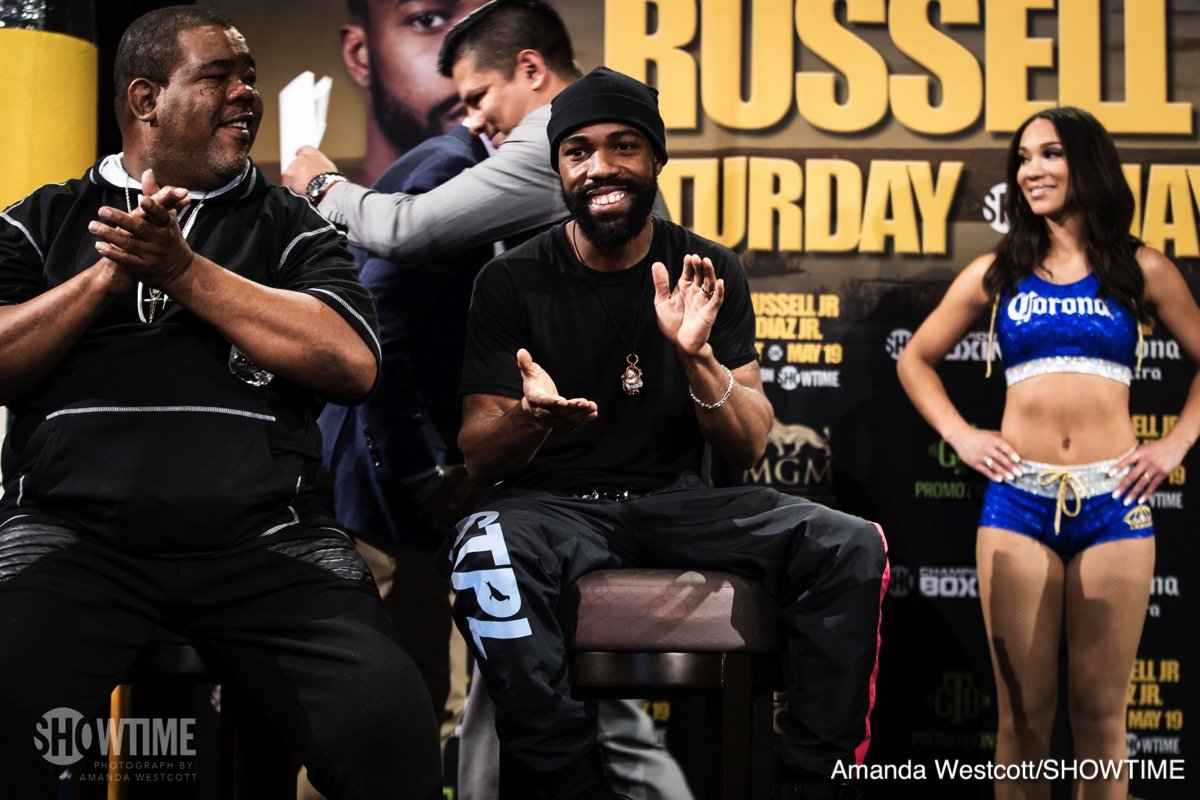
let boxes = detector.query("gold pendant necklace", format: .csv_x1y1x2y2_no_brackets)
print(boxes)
620,354,644,396
571,223,648,396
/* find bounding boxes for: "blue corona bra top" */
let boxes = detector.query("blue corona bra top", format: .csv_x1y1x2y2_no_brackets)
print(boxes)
988,272,1140,386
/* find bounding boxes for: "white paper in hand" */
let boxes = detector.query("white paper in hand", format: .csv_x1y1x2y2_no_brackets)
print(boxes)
279,71,332,172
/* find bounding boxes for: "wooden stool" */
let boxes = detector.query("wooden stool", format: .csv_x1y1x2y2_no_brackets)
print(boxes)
562,568,783,800
110,628,292,799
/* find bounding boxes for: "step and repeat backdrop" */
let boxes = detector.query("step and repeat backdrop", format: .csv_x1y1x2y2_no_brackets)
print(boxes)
224,1,1200,796
4,1,1193,796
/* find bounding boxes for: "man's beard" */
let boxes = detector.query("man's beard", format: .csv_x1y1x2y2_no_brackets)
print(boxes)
563,175,658,251
205,137,253,186
146,137,248,191
370,76,460,154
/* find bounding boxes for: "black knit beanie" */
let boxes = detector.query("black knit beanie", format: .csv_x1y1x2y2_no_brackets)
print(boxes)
547,66,668,170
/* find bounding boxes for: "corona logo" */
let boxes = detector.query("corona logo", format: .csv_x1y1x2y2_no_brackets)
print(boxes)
1123,505,1154,531
1006,291,1113,324
1140,338,1183,362
1149,575,1181,598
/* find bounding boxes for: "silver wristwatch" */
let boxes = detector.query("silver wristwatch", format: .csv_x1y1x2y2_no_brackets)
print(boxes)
305,171,348,204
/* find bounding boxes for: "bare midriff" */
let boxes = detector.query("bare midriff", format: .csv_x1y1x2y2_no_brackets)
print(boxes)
1001,372,1136,463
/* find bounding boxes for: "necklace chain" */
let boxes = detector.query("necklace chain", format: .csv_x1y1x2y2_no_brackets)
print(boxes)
119,155,170,324
570,222,649,396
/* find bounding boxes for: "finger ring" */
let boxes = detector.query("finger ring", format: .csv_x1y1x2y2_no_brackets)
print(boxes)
1142,472,1153,481
984,457,993,469
702,288,714,297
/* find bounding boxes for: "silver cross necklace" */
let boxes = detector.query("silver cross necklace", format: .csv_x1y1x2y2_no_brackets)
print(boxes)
118,156,204,323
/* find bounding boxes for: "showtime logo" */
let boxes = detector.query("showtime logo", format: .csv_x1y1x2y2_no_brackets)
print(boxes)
33,707,196,766
884,329,911,360
983,182,1009,234
1128,732,1183,756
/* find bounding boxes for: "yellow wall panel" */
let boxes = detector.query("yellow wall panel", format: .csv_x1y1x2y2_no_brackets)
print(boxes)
0,29,97,208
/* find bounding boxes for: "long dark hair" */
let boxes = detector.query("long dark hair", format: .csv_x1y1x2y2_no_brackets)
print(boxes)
984,106,1146,322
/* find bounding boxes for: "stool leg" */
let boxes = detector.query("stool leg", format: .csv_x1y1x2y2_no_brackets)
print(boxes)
107,686,132,800
750,688,777,800
721,654,753,800
704,689,723,794
227,683,295,800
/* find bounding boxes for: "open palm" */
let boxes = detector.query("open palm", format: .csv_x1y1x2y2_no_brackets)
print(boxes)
653,253,723,355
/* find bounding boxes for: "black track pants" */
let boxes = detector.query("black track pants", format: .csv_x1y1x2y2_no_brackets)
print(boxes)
445,474,889,781
0,520,442,800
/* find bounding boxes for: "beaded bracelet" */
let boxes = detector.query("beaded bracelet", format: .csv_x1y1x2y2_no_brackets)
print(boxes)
689,366,734,410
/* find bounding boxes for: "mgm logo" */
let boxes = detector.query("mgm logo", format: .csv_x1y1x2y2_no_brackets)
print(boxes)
744,418,833,488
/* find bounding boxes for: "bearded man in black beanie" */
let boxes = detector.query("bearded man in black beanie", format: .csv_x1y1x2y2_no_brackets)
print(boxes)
447,66,889,800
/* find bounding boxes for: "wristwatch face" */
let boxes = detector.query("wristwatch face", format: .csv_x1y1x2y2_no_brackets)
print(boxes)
307,172,346,203
306,174,329,202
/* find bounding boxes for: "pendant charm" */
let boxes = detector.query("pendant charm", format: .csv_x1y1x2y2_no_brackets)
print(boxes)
621,354,644,396
147,289,166,323
137,282,171,323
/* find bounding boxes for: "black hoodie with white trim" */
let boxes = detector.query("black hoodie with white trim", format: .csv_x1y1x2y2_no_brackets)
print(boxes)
0,157,381,555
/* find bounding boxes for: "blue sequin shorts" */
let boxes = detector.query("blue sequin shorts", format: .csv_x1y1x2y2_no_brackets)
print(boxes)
978,450,1155,560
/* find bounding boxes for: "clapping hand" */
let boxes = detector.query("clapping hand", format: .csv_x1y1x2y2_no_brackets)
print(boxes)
653,253,722,356
89,169,194,291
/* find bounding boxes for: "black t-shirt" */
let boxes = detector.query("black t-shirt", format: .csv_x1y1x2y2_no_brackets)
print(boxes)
460,217,758,492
